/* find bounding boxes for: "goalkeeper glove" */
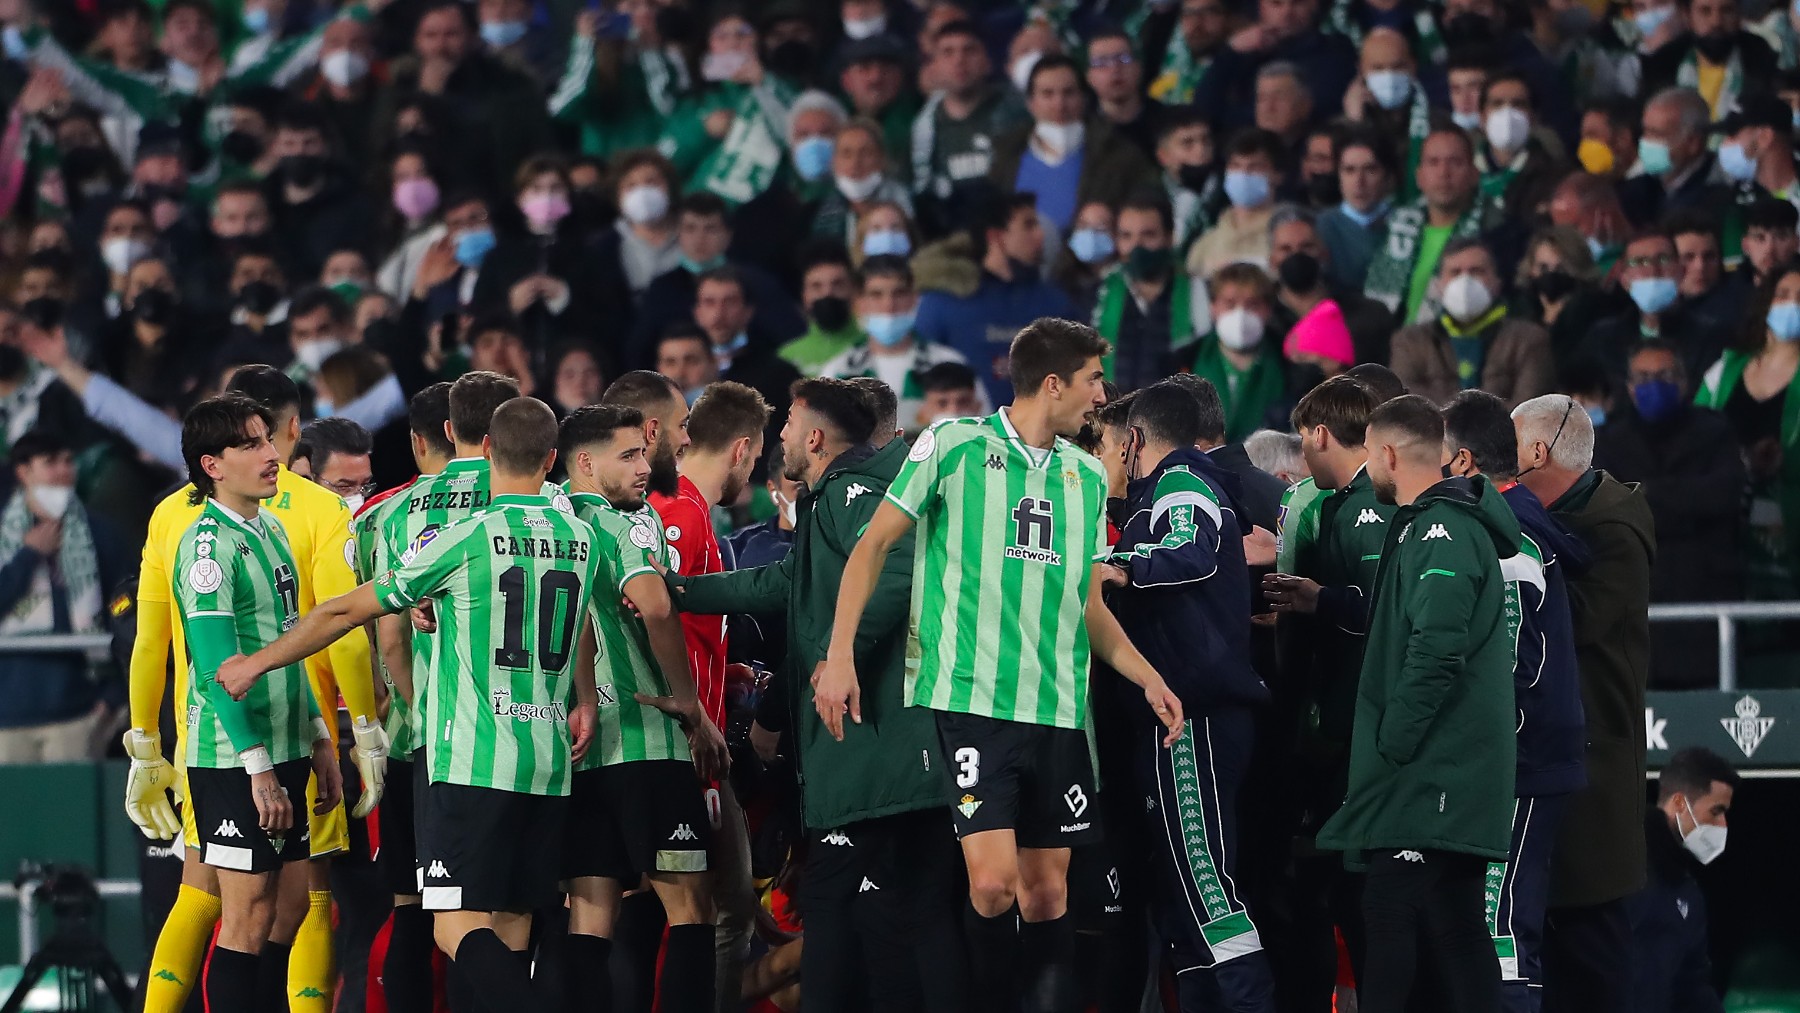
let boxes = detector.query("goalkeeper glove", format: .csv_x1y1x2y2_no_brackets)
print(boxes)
122,729,182,840
349,716,390,818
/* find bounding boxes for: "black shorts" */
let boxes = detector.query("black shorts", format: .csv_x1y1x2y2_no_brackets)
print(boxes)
801,808,963,912
934,710,1102,849
415,779,567,912
374,752,419,896
189,758,313,874
562,761,711,882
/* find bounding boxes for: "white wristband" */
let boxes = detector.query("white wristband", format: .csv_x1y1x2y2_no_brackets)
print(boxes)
314,717,333,743
241,746,274,775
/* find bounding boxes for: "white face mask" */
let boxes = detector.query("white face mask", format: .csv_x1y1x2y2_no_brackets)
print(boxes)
1485,106,1532,153
701,49,750,82
320,49,369,88
843,14,887,39
1033,120,1086,155
1441,273,1495,322
835,172,884,202
343,492,365,514
102,236,152,277
296,337,345,373
1680,798,1727,865
30,484,74,518
1215,307,1265,351
772,490,797,526
619,184,670,225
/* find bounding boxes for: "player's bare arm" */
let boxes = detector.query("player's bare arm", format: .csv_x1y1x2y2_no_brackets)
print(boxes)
624,571,730,781
219,582,389,698
815,498,916,742
1084,565,1184,746
376,612,416,705
570,624,599,762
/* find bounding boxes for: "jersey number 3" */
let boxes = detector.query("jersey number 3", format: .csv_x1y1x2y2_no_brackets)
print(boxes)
494,565,582,673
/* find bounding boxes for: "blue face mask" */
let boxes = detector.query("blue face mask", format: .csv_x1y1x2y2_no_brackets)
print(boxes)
1633,379,1683,422
1223,170,1271,209
1586,236,1609,262
1069,227,1115,264
1628,276,1679,315
1585,404,1607,427
862,310,916,347
680,253,727,275
242,7,272,35
861,229,911,258
1339,198,1389,227
2,25,29,60
793,136,835,182
1637,137,1673,176
480,20,528,48
454,227,496,268
1768,300,1800,341
1634,4,1674,37
1719,140,1759,182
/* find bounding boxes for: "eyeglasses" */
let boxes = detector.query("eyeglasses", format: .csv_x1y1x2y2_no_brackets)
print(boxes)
1624,253,1677,269
1090,53,1135,69
324,478,378,499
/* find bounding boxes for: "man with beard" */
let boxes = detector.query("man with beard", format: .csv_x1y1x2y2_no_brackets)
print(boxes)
667,377,968,1012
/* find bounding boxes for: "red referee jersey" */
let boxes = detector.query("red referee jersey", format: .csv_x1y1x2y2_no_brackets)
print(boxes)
650,475,728,730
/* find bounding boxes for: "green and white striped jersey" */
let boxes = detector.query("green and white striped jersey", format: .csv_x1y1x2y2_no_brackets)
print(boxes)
1275,477,1328,575
886,410,1110,729
174,501,320,769
569,493,690,769
375,493,600,796
352,492,417,757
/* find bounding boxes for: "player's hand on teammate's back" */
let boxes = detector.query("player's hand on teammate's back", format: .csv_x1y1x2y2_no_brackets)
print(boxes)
217,654,261,700
250,769,292,832
569,698,598,762
410,602,438,633
811,658,862,742
312,739,343,815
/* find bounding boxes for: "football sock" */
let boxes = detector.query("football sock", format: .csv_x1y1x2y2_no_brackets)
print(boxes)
455,928,543,1013
1019,914,1077,1013
258,941,293,1013
384,904,435,1013
964,901,1019,1012
287,890,335,1013
657,924,715,1013
205,944,257,1013
145,885,220,1013
561,933,612,1013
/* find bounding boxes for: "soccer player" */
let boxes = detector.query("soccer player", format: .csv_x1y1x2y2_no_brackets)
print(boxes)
123,366,385,1013
172,395,343,1013
219,397,601,1013
814,318,1184,1009
557,403,729,1013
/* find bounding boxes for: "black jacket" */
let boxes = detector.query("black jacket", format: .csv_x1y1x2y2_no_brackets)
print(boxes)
267,169,378,280
1625,810,1725,1013
628,263,806,372
1621,153,1722,229
471,226,630,368
1192,30,1356,134
1501,482,1588,797
1106,447,1269,714
1206,443,1286,534
1642,31,1778,102
1583,300,1724,384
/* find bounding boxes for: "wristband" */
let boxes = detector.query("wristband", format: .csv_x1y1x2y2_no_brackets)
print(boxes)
314,717,333,743
241,745,274,775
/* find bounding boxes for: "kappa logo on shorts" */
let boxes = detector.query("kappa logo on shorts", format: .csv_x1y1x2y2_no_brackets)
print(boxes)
427,861,449,878
858,877,880,893
820,831,854,846
1395,850,1426,863
669,824,699,842
1064,785,1089,817
957,794,982,819
215,820,243,838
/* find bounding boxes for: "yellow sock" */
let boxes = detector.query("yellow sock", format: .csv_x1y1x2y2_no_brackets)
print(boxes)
144,885,221,1013
287,890,336,1013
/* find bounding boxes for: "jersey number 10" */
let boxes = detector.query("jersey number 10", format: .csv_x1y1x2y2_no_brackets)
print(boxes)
493,565,582,673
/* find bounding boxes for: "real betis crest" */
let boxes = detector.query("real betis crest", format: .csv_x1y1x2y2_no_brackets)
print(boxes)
1722,694,1776,758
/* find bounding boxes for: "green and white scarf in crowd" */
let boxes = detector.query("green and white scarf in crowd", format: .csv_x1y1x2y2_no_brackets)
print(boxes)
1149,30,1212,103
1167,173,1220,251
1324,0,1447,65
0,366,59,458
0,489,101,636
1362,194,1499,318
1677,45,1745,119
1398,84,1432,202
696,77,800,207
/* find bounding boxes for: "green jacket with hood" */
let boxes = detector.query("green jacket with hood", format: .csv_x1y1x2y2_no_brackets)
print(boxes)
668,439,945,831
1317,475,1521,860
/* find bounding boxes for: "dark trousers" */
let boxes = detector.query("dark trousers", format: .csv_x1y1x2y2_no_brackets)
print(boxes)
1491,795,1568,1013
1360,849,1500,1013
1541,899,1632,1013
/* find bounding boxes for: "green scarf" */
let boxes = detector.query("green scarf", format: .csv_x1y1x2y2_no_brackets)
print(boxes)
1094,267,1197,380
1324,0,1445,64
1149,31,1211,104
1695,349,1800,595
696,76,800,207
1397,85,1432,203
1362,195,1498,320
0,489,101,635
1190,338,1287,443
1677,45,1745,120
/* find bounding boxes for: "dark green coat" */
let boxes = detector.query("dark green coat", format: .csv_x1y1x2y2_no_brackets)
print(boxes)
671,441,945,831
1297,467,1397,756
1317,476,1520,860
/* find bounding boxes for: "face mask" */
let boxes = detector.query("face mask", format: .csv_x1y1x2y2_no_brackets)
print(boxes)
1719,140,1758,182
1638,137,1673,175
1585,404,1606,427
393,177,440,219
1451,109,1483,131
315,397,336,417
844,14,887,39
836,172,885,202
1223,170,1271,208
1633,4,1674,36
1176,163,1213,192
1680,798,1727,864
1629,276,1679,315
773,490,797,525
454,226,496,267
1768,300,1800,340
1532,269,1577,302
1033,121,1086,154
1070,227,1115,264
1586,235,1608,263
1694,31,1734,62
1485,106,1532,153
680,252,726,274
132,286,176,326
1215,307,1265,351
102,235,151,277
167,59,201,94
30,484,74,518
765,40,814,79
321,49,369,87
1366,70,1413,110
3,25,29,60
1306,173,1340,206
862,228,911,258
1441,274,1495,322
329,279,364,304
1124,244,1172,281
296,337,345,373
810,295,851,331
862,310,915,347
242,6,272,35
1010,51,1043,93
344,492,365,514
1578,138,1616,175
1632,378,1682,422
521,192,571,231
220,129,263,165
1279,251,1323,292
619,184,669,224
278,153,327,190
1340,198,1389,227
480,20,529,48
238,279,282,315
793,136,835,182
701,49,750,81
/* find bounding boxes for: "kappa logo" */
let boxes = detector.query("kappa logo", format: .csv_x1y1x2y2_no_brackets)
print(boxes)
1722,694,1776,758
820,831,854,846
669,824,699,842
859,877,880,893
296,988,326,999
1421,523,1453,541
427,861,449,879
986,453,1006,471
845,483,872,505
214,820,242,838
1354,509,1384,526
1396,850,1426,863
1064,784,1089,817
153,970,184,985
